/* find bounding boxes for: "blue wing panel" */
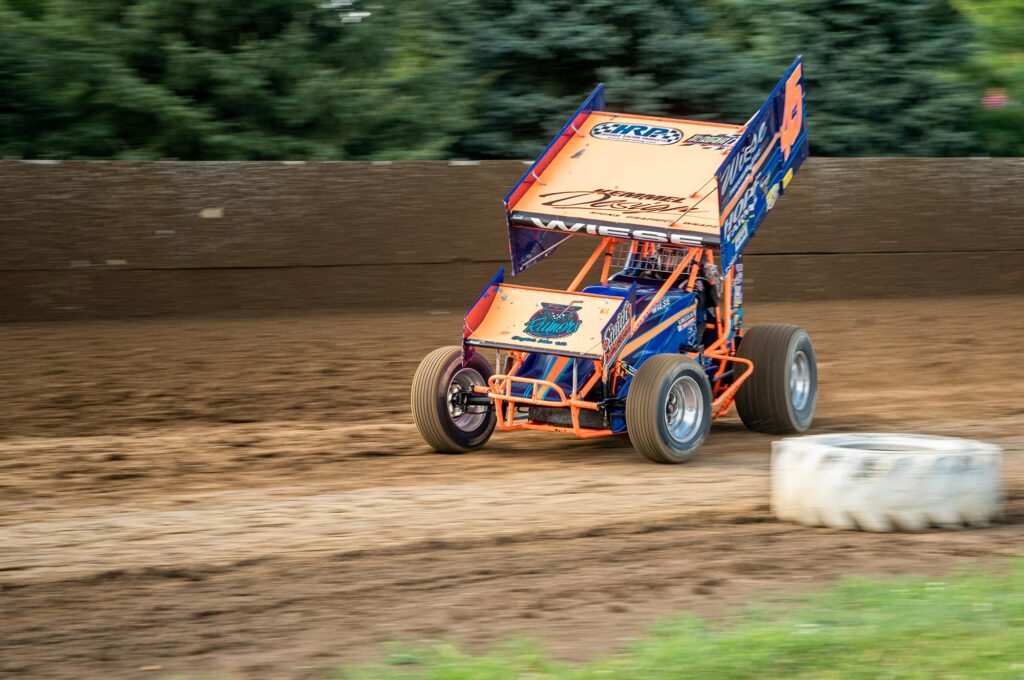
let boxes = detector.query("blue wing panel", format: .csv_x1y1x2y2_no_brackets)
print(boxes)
716,56,808,273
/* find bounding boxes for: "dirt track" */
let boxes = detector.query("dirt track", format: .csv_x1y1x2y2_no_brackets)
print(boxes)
1,297,1022,679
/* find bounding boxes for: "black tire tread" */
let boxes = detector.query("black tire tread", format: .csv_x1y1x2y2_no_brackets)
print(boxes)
734,324,810,434
626,354,710,464
411,346,493,453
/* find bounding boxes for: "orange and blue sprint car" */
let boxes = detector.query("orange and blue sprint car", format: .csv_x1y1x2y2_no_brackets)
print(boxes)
412,56,816,463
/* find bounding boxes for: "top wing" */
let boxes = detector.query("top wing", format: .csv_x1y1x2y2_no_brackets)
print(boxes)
505,111,740,274
510,113,741,243
504,56,808,275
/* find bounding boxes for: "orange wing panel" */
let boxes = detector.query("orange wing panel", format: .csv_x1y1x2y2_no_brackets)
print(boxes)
514,112,742,236
465,284,625,359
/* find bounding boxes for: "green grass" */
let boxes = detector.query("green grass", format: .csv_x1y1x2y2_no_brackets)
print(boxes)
340,559,1024,680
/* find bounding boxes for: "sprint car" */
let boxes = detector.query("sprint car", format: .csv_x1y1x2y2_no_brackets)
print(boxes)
411,57,817,463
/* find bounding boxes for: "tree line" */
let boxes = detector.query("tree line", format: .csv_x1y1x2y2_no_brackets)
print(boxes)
0,0,1019,160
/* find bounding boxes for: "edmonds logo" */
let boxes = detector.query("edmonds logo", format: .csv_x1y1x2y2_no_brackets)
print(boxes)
525,303,583,339
591,122,682,145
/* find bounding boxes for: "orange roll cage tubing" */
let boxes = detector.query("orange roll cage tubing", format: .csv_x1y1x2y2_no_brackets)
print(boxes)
629,248,698,333
685,256,701,291
698,258,755,416
486,350,613,438
567,237,616,293
600,241,614,285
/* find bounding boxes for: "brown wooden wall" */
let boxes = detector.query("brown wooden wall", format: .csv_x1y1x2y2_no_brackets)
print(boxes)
1,158,1021,321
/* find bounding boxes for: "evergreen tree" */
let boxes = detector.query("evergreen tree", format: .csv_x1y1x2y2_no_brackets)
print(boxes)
0,0,1009,159
452,0,752,159
707,0,982,156
0,0,476,159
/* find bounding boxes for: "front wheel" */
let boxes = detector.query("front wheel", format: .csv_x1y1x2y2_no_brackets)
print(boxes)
626,354,712,464
734,324,818,434
411,346,496,453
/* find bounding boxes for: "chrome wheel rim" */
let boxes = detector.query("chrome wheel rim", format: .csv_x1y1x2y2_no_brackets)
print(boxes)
447,368,487,432
790,350,811,412
665,376,703,442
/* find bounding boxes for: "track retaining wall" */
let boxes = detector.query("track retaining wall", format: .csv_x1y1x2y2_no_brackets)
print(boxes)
1,159,1021,321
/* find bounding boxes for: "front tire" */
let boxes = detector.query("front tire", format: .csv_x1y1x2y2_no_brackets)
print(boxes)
626,355,712,464
411,346,496,453
735,324,817,434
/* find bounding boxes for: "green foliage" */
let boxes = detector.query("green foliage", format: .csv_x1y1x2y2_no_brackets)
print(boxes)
340,561,1024,679
0,0,476,159
0,0,1018,159
453,0,985,157
707,0,982,156
955,0,1024,155
450,0,752,159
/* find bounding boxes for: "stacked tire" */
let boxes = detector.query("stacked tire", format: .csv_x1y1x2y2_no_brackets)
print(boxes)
772,433,1004,532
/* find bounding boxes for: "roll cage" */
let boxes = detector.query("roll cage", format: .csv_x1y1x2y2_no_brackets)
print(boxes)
470,238,752,439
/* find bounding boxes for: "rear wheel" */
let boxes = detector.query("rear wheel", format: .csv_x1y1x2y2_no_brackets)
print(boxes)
626,354,712,464
735,324,817,434
411,346,496,453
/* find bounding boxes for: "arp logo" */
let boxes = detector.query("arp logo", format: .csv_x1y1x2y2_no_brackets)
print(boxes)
524,303,583,339
591,122,682,145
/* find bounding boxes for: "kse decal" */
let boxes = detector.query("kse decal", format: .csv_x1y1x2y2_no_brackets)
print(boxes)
524,303,583,339
591,122,681,145
682,133,741,149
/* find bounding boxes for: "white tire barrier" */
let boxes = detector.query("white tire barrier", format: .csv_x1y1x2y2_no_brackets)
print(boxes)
771,433,1003,532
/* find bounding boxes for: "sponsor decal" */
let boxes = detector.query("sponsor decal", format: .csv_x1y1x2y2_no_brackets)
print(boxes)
509,336,570,348
602,304,632,356
517,215,706,247
732,258,744,307
539,189,690,217
676,307,696,333
650,296,674,316
591,122,682,145
722,180,758,244
765,182,781,210
718,119,769,206
732,223,749,251
677,307,698,345
682,133,741,149
523,303,582,340
673,218,716,229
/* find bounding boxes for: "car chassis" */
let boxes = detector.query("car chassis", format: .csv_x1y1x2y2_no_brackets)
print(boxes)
479,240,747,436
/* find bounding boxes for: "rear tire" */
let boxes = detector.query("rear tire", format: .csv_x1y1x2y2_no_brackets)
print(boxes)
626,354,712,464
735,324,817,434
411,346,496,453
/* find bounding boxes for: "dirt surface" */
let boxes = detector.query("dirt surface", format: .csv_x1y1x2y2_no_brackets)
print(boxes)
1,297,1022,679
